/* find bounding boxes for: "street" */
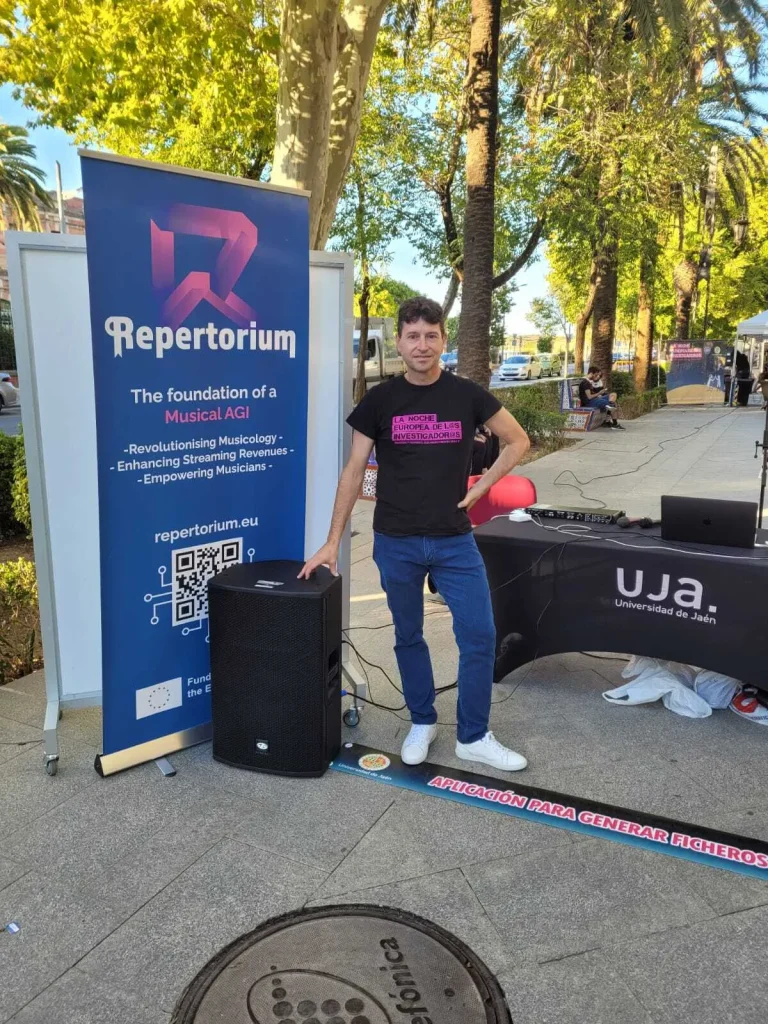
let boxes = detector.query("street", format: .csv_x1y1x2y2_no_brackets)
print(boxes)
0,406,21,435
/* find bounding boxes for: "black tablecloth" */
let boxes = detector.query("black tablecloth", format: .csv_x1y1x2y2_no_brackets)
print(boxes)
474,518,768,686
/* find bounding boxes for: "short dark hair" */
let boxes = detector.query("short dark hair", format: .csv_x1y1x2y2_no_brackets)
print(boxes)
588,365,600,374
397,296,445,336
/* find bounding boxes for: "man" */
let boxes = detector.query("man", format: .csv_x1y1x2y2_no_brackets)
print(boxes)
578,366,624,428
300,296,531,771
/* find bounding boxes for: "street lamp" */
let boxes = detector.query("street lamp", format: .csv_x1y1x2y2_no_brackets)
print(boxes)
733,217,749,248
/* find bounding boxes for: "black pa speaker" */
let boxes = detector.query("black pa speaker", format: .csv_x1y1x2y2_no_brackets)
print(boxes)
208,560,342,776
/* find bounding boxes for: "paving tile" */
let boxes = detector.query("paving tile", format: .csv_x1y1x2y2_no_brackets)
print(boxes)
0,766,264,885
0,716,41,767
599,904,768,1024
498,960,657,1024
319,789,574,896
6,967,170,1024
674,748,768,813
78,838,326,1015
0,738,100,840
0,685,45,728
465,839,715,965
0,855,27,894
77,825,222,918
0,871,124,1022
205,762,398,871
310,867,509,974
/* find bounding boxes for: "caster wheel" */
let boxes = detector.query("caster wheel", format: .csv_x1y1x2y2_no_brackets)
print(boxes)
45,758,58,776
343,708,361,728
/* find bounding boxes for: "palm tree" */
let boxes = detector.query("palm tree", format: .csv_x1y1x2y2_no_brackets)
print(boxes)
0,123,52,229
457,0,502,386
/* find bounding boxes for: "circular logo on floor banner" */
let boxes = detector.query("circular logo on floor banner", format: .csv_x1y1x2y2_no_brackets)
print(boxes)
358,753,391,772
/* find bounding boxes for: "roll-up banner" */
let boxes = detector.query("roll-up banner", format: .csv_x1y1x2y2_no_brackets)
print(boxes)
80,153,309,775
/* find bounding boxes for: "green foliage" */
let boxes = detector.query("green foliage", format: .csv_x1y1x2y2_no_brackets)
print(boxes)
537,335,553,353
0,2,280,180
0,122,51,227
0,321,14,369
0,432,27,539
12,428,30,536
610,371,635,398
0,557,39,685
0,433,21,539
494,382,568,450
618,387,666,420
355,276,419,319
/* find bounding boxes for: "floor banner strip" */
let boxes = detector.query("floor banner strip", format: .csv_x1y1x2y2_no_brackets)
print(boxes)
330,742,768,881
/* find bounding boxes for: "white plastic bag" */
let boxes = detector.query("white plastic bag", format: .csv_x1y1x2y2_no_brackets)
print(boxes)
622,657,697,687
694,670,741,710
604,669,712,719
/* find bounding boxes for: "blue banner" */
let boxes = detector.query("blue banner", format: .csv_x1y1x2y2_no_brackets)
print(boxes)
81,155,309,765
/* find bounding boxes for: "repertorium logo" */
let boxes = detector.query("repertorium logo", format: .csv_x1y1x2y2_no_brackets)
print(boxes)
615,568,718,624
150,204,258,329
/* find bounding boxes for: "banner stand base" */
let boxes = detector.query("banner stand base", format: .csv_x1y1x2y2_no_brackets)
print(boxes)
94,722,212,777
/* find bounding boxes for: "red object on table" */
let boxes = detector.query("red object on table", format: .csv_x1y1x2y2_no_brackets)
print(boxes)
466,474,537,527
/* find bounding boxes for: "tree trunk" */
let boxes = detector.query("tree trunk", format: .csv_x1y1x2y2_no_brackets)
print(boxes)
271,0,387,250
314,0,389,249
443,272,461,317
354,172,369,404
590,232,619,387
271,0,340,245
673,257,698,339
355,268,370,405
574,260,597,376
634,251,655,393
457,0,501,387
590,154,621,386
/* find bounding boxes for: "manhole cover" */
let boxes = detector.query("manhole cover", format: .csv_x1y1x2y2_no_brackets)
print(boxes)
172,904,511,1023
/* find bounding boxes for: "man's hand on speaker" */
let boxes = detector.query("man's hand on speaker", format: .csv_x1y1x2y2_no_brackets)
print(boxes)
298,542,339,579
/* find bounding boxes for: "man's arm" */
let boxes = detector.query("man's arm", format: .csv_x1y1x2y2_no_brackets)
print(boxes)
298,430,375,577
458,407,530,510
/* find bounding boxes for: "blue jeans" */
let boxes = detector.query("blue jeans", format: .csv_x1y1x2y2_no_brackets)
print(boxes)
586,395,611,411
372,532,495,744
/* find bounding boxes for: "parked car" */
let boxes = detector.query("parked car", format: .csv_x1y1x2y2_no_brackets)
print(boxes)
440,351,458,373
537,352,562,377
497,354,543,382
0,373,19,412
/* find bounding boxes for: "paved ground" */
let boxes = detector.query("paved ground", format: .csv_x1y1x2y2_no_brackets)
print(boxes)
2,405,768,1024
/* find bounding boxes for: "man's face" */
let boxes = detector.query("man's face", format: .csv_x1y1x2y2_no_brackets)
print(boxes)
588,371,600,382
397,317,445,374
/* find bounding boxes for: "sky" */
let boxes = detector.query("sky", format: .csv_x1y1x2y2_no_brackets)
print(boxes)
0,84,551,335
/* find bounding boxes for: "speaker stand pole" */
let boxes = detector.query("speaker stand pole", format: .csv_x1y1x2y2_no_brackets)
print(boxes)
341,660,367,721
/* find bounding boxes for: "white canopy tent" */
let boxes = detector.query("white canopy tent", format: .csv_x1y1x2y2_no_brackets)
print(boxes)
737,310,768,337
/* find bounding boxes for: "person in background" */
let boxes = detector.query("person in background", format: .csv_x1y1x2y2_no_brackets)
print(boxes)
755,364,768,410
578,366,624,428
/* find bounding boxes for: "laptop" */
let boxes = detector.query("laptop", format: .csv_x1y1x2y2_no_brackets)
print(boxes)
661,495,757,549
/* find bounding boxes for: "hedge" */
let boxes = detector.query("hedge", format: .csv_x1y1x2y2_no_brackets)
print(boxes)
0,557,40,684
0,431,29,539
493,381,568,453
617,387,667,420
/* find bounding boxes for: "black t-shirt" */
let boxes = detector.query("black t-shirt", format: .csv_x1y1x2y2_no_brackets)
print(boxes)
578,376,596,405
348,372,502,536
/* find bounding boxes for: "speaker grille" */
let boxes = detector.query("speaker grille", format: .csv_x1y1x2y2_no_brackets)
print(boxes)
209,565,341,777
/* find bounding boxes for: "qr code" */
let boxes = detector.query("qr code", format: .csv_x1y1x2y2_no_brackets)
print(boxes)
171,538,242,626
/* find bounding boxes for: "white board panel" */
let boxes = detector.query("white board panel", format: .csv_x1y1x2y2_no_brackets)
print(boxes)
8,234,352,708
15,242,101,699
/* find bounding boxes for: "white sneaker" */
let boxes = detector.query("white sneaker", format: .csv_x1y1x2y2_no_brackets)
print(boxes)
401,724,437,765
455,731,528,771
